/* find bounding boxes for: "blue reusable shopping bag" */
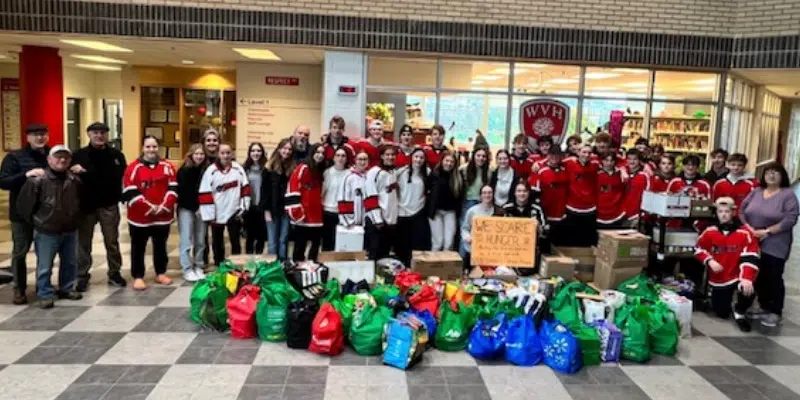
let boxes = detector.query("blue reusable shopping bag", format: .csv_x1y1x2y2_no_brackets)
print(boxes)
409,309,437,346
541,319,582,374
467,313,507,360
383,319,416,370
505,315,542,366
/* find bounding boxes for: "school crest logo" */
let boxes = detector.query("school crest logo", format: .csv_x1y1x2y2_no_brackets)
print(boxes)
520,98,570,147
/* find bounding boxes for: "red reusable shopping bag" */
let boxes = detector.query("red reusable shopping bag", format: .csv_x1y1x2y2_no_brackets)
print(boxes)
395,271,422,294
226,285,261,339
409,285,440,317
309,303,344,356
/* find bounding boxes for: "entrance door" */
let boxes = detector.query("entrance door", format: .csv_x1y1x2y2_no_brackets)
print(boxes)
66,98,81,151
103,99,123,150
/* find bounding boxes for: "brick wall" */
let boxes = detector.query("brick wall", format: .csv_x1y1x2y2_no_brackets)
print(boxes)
733,0,800,36
80,0,736,36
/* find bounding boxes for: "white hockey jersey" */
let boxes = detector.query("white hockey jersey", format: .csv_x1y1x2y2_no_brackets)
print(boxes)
364,166,399,226
198,161,251,224
337,169,366,227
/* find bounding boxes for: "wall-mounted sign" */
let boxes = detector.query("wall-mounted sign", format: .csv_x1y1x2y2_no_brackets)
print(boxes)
519,98,570,147
1,78,20,151
265,76,299,86
338,85,358,96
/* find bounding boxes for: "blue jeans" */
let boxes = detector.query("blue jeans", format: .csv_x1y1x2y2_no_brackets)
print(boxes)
267,213,290,260
34,230,78,299
178,208,206,272
460,199,479,225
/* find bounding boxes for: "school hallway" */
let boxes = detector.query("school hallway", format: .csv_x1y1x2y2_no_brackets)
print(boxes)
0,190,799,400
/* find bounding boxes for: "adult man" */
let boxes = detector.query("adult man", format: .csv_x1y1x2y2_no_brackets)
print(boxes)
70,122,127,291
291,125,311,161
0,124,50,304
705,148,729,184
17,145,83,308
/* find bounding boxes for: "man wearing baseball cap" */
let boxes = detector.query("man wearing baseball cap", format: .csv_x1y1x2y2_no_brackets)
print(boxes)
0,123,50,304
17,145,83,308
70,122,128,291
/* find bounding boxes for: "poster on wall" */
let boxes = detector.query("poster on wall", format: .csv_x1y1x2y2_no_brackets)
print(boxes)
237,97,320,159
519,98,570,150
1,78,21,151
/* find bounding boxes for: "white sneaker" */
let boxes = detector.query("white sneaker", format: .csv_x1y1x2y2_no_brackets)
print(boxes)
182,269,199,282
194,267,207,280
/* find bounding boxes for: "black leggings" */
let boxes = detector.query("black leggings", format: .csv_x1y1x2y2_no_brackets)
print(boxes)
563,211,598,247
395,210,431,267
321,211,339,251
365,219,395,261
211,218,242,265
755,253,786,316
292,225,322,262
244,207,267,254
711,282,755,319
129,224,170,279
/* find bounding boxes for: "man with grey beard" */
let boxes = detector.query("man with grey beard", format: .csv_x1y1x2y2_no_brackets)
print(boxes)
291,125,311,161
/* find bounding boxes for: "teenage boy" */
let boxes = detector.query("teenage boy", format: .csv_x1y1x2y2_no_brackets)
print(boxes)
323,116,355,164
70,122,127,291
623,149,651,224
17,145,83,308
695,197,759,332
0,124,50,305
423,124,448,169
667,155,711,199
509,133,534,180
712,153,757,213
529,147,569,248
596,153,626,228
564,144,600,246
705,148,729,184
395,124,415,168
359,120,390,168
529,136,553,168
592,132,626,168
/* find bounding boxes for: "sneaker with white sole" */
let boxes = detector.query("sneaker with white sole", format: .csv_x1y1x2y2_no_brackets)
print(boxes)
182,269,199,282
746,310,766,320
194,267,206,280
761,313,782,327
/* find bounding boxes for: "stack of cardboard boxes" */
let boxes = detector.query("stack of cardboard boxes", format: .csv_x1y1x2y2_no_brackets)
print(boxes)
593,230,650,289
411,251,463,280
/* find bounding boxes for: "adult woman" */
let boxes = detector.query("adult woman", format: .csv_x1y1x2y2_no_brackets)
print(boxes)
202,128,221,164
364,144,399,260
490,149,518,208
176,144,206,282
460,185,503,272
261,139,295,260
286,144,325,261
395,148,430,266
321,147,350,250
338,150,370,228
395,124,415,168
243,142,268,254
199,143,250,265
121,135,177,290
460,147,490,224
740,162,799,327
503,181,547,274
427,152,461,251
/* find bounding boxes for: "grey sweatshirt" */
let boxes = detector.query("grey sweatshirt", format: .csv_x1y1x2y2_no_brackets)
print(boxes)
740,187,799,260
461,203,501,253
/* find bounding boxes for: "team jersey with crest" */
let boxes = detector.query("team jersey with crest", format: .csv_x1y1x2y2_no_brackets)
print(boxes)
564,157,599,213
198,162,251,225
323,136,356,165
624,168,651,220
529,163,569,221
509,151,534,180
364,166,399,226
712,175,758,214
695,222,759,287
337,169,367,227
122,158,178,227
423,144,448,169
649,173,673,193
666,174,711,198
285,163,323,227
596,168,626,224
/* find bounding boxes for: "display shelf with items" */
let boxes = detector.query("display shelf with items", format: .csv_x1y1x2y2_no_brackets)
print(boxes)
649,103,713,157
621,113,645,149
366,96,435,144
141,87,181,162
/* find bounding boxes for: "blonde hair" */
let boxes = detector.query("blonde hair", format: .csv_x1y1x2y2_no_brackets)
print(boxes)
181,144,205,168
266,138,296,176
714,197,736,210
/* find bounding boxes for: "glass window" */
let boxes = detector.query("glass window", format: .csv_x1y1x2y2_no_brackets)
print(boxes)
513,64,581,96
584,67,649,99
441,60,509,92
724,77,733,104
654,71,719,102
509,96,578,141
650,102,714,156
438,93,508,148
366,90,436,142
368,57,437,88
581,99,647,147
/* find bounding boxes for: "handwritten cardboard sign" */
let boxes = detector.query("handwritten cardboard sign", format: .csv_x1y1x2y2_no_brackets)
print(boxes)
471,216,537,267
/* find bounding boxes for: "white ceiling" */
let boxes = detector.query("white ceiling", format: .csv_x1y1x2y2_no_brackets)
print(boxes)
732,68,800,99
0,32,325,69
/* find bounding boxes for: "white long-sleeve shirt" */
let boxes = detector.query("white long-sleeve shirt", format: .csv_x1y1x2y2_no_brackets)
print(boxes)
323,166,349,213
338,169,366,227
364,166,399,226
395,165,428,217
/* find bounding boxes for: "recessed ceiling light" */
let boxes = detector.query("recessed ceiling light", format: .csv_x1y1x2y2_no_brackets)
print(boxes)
583,72,621,80
474,74,503,81
70,54,127,64
181,60,195,65
233,48,282,61
622,82,648,88
549,78,578,84
75,63,122,71
611,68,649,74
690,79,716,85
60,39,132,52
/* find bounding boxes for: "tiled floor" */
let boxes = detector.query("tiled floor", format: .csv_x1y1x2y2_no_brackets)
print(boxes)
0,190,799,400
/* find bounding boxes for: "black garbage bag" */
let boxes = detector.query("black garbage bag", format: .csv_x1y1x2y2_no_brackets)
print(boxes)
286,299,320,349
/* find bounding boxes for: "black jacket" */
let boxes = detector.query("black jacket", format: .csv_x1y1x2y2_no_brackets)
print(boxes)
704,168,729,185
426,170,460,219
177,164,205,211
0,145,49,222
71,145,126,212
17,168,82,233
260,169,290,216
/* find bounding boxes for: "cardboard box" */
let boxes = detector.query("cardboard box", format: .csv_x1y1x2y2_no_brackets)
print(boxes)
411,251,462,280
574,263,594,283
318,251,367,263
593,261,642,290
335,225,365,252
318,251,374,283
597,230,649,268
540,255,577,280
652,227,699,247
642,191,691,217
553,246,596,267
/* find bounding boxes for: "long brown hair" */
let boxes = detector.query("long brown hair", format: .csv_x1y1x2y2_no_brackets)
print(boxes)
181,144,205,168
266,138,296,176
465,147,490,186
435,151,462,195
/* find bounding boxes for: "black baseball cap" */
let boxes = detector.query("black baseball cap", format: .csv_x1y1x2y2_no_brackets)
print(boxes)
548,146,565,157
25,124,48,134
86,122,110,133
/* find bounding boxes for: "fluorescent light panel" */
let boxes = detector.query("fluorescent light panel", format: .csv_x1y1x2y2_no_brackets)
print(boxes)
181,60,195,65
60,39,132,52
70,54,127,64
548,78,578,84
690,78,716,85
233,48,282,60
622,82,648,88
75,63,122,71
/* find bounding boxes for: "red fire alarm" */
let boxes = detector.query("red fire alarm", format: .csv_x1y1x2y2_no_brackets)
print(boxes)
338,85,358,96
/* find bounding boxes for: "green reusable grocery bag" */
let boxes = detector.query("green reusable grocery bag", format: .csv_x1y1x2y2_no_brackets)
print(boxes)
549,282,596,332
330,294,356,332
371,284,400,306
616,274,660,302
256,281,303,342
615,300,651,363
189,280,212,325
435,302,477,352
349,304,392,355
252,260,288,287
574,325,602,366
647,301,680,356
322,279,342,303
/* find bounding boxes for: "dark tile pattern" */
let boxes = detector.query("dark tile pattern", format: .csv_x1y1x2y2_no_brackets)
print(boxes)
17,332,124,364
693,366,800,400
0,306,89,331
177,331,260,364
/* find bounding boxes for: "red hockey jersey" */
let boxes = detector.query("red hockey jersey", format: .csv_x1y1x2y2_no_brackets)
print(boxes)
666,174,711,198
357,139,391,169
395,146,415,169
122,158,178,227
591,153,627,169
530,163,569,221
564,157,599,213
323,137,356,165
695,222,759,286
285,163,323,227
509,152,533,180
649,173,672,193
596,168,626,224
712,175,758,214
624,169,651,220
423,145,448,169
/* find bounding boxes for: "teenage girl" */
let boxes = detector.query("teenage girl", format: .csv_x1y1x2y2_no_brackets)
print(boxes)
427,152,462,251
460,185,503,272
176,144,206,282
261,138,295,260
503,181,547,274
285,144,326,261
321,147,350,250
243,142,268,254
490,149,518,208
395,148,430,266
338,150,370,228
460,147,490,225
